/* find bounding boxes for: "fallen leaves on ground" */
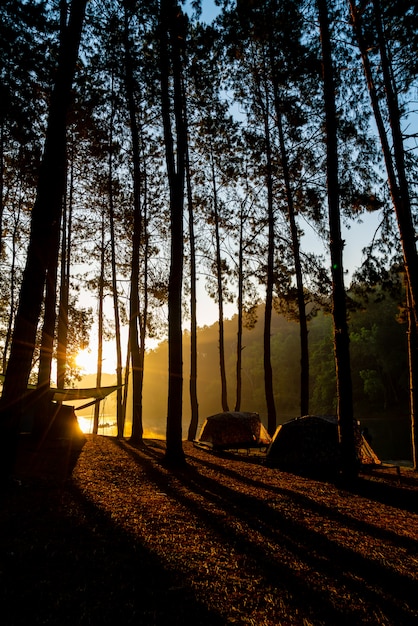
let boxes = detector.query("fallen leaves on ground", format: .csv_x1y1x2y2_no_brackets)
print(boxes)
2,435,418,625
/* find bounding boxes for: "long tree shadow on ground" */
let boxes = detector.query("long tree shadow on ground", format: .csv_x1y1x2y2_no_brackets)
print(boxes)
5,435,417,625
1,439,225,625
116,437,418,625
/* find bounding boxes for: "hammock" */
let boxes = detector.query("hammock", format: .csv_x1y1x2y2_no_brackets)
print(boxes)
0,374,119,406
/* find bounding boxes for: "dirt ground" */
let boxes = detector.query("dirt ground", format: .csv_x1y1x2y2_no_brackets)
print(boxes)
1,434,418,625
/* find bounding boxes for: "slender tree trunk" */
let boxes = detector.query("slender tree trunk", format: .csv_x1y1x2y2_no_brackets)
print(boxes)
186,143,199,440
2,193,21,373
266,0,309,416
235,211,244,412
264,153,276,437
121,338,130,428
274,100,309,416
57,145,73,390
137,157,149,439
107,71,124,438
351,0,418,469
0,119,4,250
108,168,123,437
318,0,356,479
210,144,229,412
93,208,105,435
250,44,277,435
160,0,187,465
123,3,143,445
0,0,87,480
406,282,418,469
35,205,62,437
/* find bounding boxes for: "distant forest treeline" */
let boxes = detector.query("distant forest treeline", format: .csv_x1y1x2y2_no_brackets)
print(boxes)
82,287,409,456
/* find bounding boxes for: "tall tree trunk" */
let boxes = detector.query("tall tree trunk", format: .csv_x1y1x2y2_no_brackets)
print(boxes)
121,341,131,427
0,0,87,480
108,118,123,438
160,0,187,465
266,0,309,417
406,282,418,470
2,192,22,373
57,145,74,390
0,119,4,251
250,43,277,435
274,98,309,416
235,210,244,412
264,148,276,437
317,0,356,479
186,143,199,440
123,3,143,445
137,155,149,439
210,143,229,412
93,208,105,435
351,0,417,469
35,206,61,437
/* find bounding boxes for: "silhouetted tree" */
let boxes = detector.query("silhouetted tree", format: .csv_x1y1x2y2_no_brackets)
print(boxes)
317,0,356,478
160,0,188,465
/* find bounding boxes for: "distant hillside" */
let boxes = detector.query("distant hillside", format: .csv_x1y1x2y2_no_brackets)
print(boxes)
73,297,411,459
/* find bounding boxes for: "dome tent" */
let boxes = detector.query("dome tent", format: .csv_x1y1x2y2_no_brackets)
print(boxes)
194,411,271,451
266,414,380,477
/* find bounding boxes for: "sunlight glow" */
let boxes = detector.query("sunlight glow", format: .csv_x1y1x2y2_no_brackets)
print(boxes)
77,415,93,434
75,348,97,374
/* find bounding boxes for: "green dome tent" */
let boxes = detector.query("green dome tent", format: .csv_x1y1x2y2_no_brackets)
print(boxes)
266,414,380,477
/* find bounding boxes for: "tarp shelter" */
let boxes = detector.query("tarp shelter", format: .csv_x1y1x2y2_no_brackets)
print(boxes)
195,411,271,450
266,414,381,477
0,374,119,406
51,385,120,404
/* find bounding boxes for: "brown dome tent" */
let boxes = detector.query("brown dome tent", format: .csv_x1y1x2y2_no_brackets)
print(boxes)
194,411,271,451
266,414,380,477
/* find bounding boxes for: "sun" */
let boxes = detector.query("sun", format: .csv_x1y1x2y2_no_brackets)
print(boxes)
75,348,97,374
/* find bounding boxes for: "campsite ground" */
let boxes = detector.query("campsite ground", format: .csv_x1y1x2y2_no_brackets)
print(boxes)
2,435,418,625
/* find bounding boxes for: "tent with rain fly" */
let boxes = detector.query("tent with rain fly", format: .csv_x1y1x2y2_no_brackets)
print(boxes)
266,414,381,477
194,411,271,450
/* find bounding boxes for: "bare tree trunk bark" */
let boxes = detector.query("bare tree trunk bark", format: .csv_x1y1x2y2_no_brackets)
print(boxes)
57,144,74,390
250,43,277,436
0,120,4,250
93,208,105,435
318,0,356,479
209,143,229,413
186,143,199,440
35,208,61,437
406,282,418,469
2,193,22,373
106,71,124,438
235,211,244,412
160,0,187,465
273,96,309,416
123,3,144,445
